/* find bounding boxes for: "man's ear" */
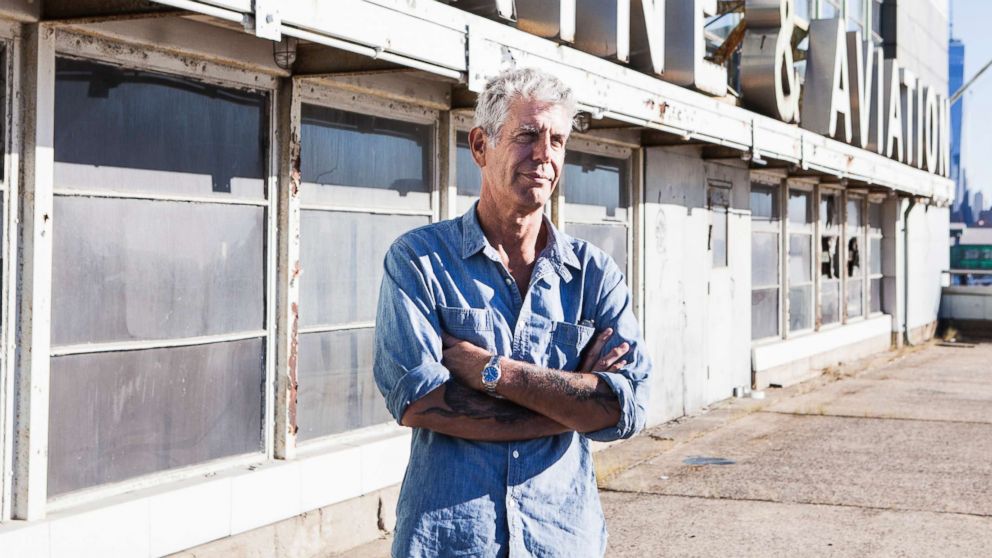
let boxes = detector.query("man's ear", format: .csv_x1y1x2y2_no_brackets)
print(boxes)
468,127,488,167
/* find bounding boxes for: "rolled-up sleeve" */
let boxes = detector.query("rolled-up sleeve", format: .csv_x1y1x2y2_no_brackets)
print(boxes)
583,261,652,442
373,241,449,424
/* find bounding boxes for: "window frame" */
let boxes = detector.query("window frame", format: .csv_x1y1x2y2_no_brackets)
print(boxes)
816,185,845,330
293,80,440,449
555,136,635,282
41,30,281,513
785,180,816,337
750,173,785,344
0,23,17,522
843,192,867,323
867,196,885,316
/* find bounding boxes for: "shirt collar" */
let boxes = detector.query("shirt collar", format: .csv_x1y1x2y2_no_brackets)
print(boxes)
460,201,581,275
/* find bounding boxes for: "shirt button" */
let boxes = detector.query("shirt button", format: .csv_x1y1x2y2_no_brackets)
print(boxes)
512,450,520,459
507,498,516,508
504,277,513,286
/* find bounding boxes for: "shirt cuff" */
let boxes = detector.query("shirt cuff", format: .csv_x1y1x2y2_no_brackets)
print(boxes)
584,371,638,442
385,361,451,424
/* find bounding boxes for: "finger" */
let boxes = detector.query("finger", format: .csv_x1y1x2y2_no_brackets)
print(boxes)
608,360,628,372
580,328,613,371
441,332,458,348
596,342,629,371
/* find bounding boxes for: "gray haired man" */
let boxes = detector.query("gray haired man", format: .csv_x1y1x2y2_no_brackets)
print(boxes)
373,67,652,556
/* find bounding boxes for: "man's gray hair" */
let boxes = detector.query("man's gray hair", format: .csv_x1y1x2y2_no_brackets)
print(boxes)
474,67,577,144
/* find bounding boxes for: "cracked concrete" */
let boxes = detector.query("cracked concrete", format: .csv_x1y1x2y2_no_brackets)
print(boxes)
343,342,992,557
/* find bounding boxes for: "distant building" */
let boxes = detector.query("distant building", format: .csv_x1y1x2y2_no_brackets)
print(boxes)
976,192,986,215
950,36,965,213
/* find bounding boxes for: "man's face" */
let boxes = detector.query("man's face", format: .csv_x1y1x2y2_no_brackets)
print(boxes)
473,97,572,212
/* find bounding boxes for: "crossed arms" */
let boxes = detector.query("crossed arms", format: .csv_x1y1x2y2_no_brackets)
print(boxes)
372,241,650,444
401,329,630,442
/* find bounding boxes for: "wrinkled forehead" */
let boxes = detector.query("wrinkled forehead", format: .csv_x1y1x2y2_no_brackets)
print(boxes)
505,97,573,134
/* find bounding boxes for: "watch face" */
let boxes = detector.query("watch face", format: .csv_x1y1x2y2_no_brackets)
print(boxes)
483,365,500,384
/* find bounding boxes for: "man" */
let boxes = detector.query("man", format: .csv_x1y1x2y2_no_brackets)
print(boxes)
373,67,651,557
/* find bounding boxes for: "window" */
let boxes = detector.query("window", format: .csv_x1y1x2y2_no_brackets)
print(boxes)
846,195,865,319
455,130,482,214
50,58,269,497
751,181,781,340
819,190,842,326
297,102,433,441
819,0,841,18
561,149,631,274
868,200,884,314
847,0,865,32
788,188,815,333
708,181,731,268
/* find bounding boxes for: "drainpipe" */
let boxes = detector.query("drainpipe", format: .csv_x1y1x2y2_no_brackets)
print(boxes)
903,197,916,346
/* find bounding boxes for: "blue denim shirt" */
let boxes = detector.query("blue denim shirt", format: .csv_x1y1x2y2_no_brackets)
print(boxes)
373,204,651,557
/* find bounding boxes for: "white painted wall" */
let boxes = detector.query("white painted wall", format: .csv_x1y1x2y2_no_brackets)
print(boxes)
642,147,751,425
906,203,950,331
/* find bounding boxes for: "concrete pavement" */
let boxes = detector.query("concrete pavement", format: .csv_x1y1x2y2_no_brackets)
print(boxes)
341,342,992,557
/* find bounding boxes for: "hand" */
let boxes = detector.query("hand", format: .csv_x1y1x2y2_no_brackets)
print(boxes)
441,333,491,391
579,328,630,373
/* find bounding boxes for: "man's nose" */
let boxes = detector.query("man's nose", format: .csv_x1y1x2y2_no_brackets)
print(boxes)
532,133,552,162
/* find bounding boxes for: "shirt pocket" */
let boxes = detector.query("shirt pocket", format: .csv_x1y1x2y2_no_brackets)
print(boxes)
437,305,495,353
547,320,595,371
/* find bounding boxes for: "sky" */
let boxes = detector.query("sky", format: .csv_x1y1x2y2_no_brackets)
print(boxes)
951,0,992,210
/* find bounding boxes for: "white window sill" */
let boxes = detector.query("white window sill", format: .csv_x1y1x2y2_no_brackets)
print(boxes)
752,314,892,372
0,428,412,557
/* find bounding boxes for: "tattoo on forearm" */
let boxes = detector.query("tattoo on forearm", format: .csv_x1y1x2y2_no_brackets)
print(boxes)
416,379,540,424
524,368,620,415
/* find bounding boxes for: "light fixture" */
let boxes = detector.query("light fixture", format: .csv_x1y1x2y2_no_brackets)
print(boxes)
273,37,298,70
573,111,592,133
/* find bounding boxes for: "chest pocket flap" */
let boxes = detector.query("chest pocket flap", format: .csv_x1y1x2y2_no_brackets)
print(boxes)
438,305,492,334
548,320,595,371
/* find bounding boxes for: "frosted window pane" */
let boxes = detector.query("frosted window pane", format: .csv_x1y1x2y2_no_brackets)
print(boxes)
847,279,864,318
871,278,883,313
564,151,627,220
52,197,264,346
300,211,428,327
752,232,779,286
869,202,883,230
712,209,727,267
752,288,779,340
789,190,813,224
847,198,863,227
48,339,265,496
297,328,389,440
456,131,481,198
789,285,814,332
566,222,628,273
821,194,840,229
870,237,882,275
822,279,841,325
789,234,812,283
750,184,779,220
300,104,432,210
54,58,266,199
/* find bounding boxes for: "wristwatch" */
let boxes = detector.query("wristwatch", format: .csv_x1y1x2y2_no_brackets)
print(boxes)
481,353,502,395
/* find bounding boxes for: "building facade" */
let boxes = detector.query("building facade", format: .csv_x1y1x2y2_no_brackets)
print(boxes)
0,0,953,555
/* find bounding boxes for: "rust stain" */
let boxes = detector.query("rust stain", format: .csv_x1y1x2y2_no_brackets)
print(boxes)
658,101,669,119
289,301,300,435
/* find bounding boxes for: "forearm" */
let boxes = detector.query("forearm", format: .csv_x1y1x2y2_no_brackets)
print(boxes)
496,359,621,434
401,379,571,442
